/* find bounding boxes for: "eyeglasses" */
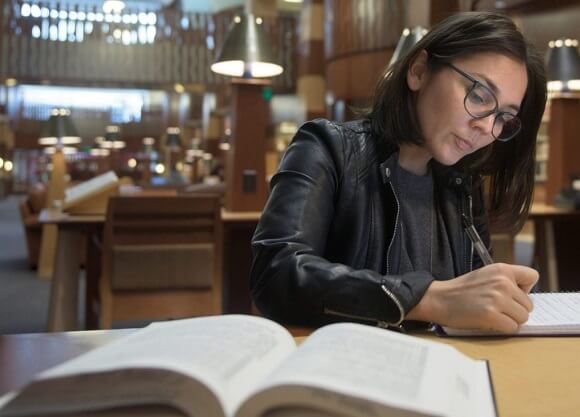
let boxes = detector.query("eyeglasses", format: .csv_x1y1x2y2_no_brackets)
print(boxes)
445,63,522,142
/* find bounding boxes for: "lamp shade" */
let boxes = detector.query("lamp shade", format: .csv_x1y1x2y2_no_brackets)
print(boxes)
546,38,580,92
210,14,283,78
38,109,81,146
101,125,125,149
388,26,428,67
165,127,182,150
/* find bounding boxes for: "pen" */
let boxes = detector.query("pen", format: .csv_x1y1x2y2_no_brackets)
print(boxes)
461,214,494,266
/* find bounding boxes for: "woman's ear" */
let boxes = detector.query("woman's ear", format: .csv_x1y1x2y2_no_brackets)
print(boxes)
407,50,429,91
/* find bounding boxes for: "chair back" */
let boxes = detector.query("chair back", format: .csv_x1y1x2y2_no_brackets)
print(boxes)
99,194,222,327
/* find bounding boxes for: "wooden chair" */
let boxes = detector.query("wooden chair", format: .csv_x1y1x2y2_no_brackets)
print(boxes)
98,194,223,328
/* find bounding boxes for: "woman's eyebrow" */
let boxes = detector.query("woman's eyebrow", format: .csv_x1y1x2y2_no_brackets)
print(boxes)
474,72,521,113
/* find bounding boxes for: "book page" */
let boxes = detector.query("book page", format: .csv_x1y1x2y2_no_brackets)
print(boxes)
0,315,296,417
64,171,118,206
237,323,495,417
443,292,580,336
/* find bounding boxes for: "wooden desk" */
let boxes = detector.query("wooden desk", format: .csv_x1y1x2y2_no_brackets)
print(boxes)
39,209,105,332
40,208,262,331
0,330,132,396
528,203,580,291
1,329,579,417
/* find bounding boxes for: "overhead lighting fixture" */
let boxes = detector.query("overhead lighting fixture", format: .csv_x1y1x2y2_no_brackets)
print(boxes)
103,0,125,14
101,125,126,149
546,38,580,92
211,14,283,78
165,127,182,150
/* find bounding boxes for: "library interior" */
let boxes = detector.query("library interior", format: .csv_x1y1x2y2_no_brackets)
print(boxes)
0,1,580,416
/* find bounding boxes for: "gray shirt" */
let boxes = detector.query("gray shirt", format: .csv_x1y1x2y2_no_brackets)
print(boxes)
389,157,455,280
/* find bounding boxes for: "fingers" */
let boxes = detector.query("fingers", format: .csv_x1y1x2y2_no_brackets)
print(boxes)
508,264,539,293
491,313,520,334
481,264,534,332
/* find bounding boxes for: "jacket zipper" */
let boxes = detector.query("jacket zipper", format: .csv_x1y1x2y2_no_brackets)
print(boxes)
323,308,377,324
467,194,474,272
324,307,401,330
385,173,401,276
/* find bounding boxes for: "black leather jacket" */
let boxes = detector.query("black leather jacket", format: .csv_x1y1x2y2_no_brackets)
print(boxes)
251,119,490,327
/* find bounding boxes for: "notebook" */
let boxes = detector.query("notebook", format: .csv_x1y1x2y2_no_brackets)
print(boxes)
441,292,580,336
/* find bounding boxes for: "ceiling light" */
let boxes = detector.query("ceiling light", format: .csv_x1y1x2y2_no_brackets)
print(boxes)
103,0,125,14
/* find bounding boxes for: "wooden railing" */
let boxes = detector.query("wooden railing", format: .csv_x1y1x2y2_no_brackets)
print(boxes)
324,0,403,61
0,1,297,91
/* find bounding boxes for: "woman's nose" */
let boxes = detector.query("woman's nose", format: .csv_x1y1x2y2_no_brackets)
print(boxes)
469,113,495,138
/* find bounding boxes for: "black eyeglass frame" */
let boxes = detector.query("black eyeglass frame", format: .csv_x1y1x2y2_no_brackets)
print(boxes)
444,62,522,142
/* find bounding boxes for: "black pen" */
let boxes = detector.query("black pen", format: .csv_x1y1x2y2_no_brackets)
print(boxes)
461,214,494,266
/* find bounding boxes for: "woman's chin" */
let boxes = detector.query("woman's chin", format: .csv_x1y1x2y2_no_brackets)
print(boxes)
433,151,463,167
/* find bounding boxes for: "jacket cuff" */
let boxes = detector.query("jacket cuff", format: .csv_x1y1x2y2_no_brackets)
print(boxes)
382,271,434,318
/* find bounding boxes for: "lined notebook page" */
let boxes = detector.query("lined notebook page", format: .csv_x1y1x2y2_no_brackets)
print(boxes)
442,292,580,336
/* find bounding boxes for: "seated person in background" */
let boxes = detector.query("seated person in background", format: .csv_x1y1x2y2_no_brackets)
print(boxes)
250,12,547,333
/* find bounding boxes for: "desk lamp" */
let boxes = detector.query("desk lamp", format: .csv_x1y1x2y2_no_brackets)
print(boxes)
101,125,125,174
546,38,580,93
544,38,580,204
210,13,282,211
164,127,183,182
210,13,282,78
100,125,125,150
37,108,81,279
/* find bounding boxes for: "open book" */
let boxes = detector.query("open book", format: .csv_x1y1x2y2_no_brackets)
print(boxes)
0,315,497,417
442,292,580,336
62,171,119,215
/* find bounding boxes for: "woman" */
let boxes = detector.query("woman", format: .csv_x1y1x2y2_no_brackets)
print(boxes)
250,12,547,333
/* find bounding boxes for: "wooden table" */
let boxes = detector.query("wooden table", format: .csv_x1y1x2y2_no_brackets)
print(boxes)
39,209,105,332
528,203,580,291
39,208,262,332
1,329,579,417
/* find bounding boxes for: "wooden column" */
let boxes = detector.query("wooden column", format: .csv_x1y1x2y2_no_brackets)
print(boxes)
225,79,269,212
297,0,326,121
546,96,580,204
38,150,66,279
324,0,403,120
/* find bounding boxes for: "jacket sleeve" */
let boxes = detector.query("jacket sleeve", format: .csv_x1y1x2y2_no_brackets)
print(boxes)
250,120,432,326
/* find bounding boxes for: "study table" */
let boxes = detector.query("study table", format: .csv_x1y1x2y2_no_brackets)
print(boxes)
38,209,104,332
39,208,261,332
528,203,580,291
0,328,579,417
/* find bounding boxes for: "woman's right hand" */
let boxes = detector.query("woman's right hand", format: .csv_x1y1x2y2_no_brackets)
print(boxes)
406,263,539,333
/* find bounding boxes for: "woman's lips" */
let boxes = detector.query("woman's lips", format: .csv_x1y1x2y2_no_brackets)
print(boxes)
454,134,474,152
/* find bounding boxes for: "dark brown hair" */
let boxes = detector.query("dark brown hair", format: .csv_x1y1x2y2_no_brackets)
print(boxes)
366,12,547,233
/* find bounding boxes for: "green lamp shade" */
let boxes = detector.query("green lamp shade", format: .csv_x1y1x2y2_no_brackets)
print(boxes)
38,109,81,146
211,14,283,78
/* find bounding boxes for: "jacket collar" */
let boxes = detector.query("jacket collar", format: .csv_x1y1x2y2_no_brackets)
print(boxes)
378,144,473,196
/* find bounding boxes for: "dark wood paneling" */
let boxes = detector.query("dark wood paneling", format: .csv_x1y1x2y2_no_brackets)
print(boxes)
326,49,390,101
225,79,269,212
546,96,580,204
324,0,403,62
